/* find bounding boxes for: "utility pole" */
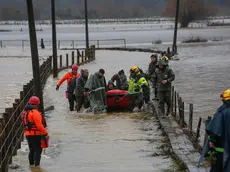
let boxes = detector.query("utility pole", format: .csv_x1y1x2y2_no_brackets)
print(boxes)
172,0,180,53
84,0,89,49
51,0,58,78
26,0,44,113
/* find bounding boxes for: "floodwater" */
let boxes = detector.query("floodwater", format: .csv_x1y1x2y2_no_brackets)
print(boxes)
1,22,230,171
9,51,178,172
0,22,230,48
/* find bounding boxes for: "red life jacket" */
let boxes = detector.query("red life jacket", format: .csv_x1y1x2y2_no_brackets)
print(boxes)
21,109,47,131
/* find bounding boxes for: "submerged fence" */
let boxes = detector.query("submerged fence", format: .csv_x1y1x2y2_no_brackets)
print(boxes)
0,39,126,49
170,86,211,152
0,45,95,172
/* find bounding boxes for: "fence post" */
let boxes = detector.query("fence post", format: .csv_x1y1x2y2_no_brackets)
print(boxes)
12,102,19,156
97,40,99,48
195,117,202,148
60,55,62,68
3,107,13,167
189,104,193,134
124,39,126,47
22,40,24,49
174,91,177,117
72,40,74,49
85,49,88,63
0,117,4,171
72,51,74,65
0,41,2,48
77,49,80,65
180,101,184,128
81,51,84,64
66,54,69,67
58,40,60,49
171,86,174,115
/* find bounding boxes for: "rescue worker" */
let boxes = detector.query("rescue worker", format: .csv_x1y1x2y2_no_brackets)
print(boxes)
84,69,107,113
107,80,116,91
148,54,158,99
75,69,90,112
161,55,169,67
22,96,48,167
205,89,230,172
152,59,175,116
111,69,128,90
128,66,149,111
56,64,81,111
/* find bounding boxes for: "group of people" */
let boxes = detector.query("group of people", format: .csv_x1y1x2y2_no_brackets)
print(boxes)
54,53,175,115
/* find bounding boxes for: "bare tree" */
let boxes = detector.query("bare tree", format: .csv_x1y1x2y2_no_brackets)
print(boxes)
164,0,215,28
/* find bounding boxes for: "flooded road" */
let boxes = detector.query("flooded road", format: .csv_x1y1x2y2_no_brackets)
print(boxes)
9,51,178,172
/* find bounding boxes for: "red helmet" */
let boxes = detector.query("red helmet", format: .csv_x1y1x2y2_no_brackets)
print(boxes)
28,96,40,105
72,64,78,71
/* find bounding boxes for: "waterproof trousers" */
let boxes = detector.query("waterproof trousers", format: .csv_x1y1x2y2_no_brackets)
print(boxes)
75,96,90,112
157,91,171,115
68,93,76,111
26,135,42,166
129,93,144,111
210,152,224,172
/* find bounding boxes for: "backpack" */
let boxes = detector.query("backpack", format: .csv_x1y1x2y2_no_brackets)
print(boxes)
21,109,47,131
21,110,34,131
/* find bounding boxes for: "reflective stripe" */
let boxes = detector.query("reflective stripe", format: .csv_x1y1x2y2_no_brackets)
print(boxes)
89,87,105,94
215,147,224,153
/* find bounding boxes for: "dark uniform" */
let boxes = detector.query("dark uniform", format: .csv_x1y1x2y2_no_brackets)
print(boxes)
111,70,128,90
75,70,89,112
152,59,175,116
148,54,158,98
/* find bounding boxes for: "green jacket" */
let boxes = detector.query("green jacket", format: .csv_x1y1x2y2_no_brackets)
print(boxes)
153,67,175,91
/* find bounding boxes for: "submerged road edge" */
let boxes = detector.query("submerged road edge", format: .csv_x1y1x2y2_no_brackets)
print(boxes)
152,101,210,172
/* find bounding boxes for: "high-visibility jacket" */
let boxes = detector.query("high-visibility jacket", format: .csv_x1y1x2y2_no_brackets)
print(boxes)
57,72,81,87
128,73,148,94
24,109,48,136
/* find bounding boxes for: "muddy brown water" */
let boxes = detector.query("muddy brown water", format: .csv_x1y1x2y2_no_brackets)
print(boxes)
9,51,178,172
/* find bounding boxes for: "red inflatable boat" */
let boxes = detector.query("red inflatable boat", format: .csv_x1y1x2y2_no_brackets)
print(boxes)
106,89,133,111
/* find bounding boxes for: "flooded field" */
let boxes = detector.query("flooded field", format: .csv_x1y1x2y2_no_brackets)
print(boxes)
0,22,229,171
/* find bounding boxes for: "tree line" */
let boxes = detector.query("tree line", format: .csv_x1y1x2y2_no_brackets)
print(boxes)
0,0,229,27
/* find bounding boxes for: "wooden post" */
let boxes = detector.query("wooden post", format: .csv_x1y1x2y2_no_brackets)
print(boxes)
174,91,177,117
81,51,84,64
180,101,184,128
4,107,13,165
77,50,80,65
12,102,19,156
71,51,74,65
195,117,202,147
72,40,74,49
60,55,62,68
189,104,193,134
97,40,99,48
66,54,69,67
26,0,44,114
84,0,89,50
171,86,174,115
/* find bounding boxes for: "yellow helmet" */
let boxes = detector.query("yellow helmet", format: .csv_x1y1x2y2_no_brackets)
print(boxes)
130,65,139,74
220,89,230,101
161,56,169,63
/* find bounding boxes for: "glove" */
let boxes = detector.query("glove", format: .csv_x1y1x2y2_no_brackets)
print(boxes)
134,86,140,92
56,85,59,91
